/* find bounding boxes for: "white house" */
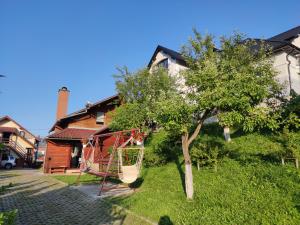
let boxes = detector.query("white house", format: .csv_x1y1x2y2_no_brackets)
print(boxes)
147,26,300,140
148,26,300,95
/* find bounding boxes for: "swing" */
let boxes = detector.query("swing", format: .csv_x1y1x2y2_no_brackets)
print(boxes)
77,129,144,195
117,137,144,183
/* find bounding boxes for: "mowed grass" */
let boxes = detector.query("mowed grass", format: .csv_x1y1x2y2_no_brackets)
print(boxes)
110,161,300,224
109,133,300,225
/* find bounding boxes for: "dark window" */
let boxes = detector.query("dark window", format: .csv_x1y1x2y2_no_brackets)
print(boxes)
2,154,8,160
156,58,168,69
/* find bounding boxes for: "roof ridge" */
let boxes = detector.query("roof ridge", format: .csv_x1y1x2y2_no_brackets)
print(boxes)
268,25,300,41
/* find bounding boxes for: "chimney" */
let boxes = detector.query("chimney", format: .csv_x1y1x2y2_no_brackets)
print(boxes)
56,87,69,120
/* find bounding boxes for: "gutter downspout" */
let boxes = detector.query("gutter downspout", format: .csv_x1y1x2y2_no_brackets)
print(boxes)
286,48,295,96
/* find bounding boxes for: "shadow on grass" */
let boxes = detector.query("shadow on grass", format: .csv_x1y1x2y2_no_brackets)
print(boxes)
158,215,174,225
228,149,280,166
293,192,300,213
174,157,186,194
0,173,20,179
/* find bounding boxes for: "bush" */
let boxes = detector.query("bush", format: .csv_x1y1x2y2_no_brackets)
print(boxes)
144,130,180,167
191,134,225,170
278,93,300,131
277,128,300,159
223,133,283,164
0,210,17,225
190,123,226,170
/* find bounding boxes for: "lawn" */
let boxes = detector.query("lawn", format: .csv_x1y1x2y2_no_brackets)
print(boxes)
109,132,300,225
52,132,300,224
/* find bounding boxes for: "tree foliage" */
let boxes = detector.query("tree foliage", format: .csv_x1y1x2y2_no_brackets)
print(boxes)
110,30,282,199
181,30,282,132
109,67,177,131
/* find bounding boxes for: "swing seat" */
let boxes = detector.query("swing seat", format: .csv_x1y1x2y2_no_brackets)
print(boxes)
119,165,139,183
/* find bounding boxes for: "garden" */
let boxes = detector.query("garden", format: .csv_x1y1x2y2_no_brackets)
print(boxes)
54,31,300,224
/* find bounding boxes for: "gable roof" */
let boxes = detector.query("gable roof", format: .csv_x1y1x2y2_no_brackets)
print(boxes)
148,45,187,68
268,25,300,42
148,26,300,69
0,115,37,140
49,94,119,132
245,38,300,55
47,128,98,140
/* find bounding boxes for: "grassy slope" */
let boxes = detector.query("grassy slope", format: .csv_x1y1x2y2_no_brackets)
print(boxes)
110,133,300,225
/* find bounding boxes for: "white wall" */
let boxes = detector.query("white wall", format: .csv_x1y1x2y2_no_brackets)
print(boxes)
0,120,36,145
149,51,188,91
273,52,300,95
292,36,300,48
151,49,300,96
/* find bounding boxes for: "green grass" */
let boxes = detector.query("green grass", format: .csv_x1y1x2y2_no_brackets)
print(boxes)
109,132,300,225
0,209,17,225
0,183,13,195
53,174,100,185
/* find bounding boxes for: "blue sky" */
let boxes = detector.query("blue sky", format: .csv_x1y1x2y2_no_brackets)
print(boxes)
0,0,299,137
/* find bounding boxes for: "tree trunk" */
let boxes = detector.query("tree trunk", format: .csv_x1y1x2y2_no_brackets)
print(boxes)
223,126,231,142
197,161,200,171
182,133,194,200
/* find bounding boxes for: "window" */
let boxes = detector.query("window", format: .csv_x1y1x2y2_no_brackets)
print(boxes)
156,58,168,69
2,154,8,160
96,112,105,124
19,131,25,137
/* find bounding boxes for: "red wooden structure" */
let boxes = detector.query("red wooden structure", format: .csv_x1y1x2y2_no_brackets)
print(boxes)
77,129,144,195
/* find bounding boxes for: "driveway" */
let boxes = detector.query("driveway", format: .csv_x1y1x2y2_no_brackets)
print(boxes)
0,169,152,225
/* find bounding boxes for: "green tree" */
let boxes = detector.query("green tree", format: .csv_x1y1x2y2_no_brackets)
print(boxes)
110,31,282,199
109,67,177,131
154,31,281,199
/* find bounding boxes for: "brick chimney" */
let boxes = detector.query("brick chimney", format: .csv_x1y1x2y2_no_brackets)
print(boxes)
56,87,69,120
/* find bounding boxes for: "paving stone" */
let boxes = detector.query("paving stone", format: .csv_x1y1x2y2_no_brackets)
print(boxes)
0,169,153,225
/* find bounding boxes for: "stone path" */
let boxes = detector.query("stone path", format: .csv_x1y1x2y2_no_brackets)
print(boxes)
71,183,134,200
0,169,153,225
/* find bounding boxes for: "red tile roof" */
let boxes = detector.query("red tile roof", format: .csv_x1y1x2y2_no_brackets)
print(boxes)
47,128,98,140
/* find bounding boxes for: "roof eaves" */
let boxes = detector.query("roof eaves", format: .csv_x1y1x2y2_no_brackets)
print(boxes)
48,94,119,133
147,45,187,68
0,115,38,140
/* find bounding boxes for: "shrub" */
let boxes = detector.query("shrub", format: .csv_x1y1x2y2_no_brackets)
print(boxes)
191,133,225,170
277,128,300,159
0,210,17,225
223,133,283,164
144,130,180,167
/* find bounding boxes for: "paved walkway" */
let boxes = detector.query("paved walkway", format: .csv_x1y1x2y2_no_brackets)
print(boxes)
0,169,153,225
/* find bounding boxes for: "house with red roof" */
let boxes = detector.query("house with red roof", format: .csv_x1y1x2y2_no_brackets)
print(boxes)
0,115,40,167
44,87,119,173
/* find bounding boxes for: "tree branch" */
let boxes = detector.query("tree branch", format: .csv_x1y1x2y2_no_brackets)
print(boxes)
187,110,210,146
188,122,202,146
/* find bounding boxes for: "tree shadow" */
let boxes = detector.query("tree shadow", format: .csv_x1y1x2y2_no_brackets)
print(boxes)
0,174,153,225
174,157,186,194
158,215,174,225
293,192,300,213
129,167,148,189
